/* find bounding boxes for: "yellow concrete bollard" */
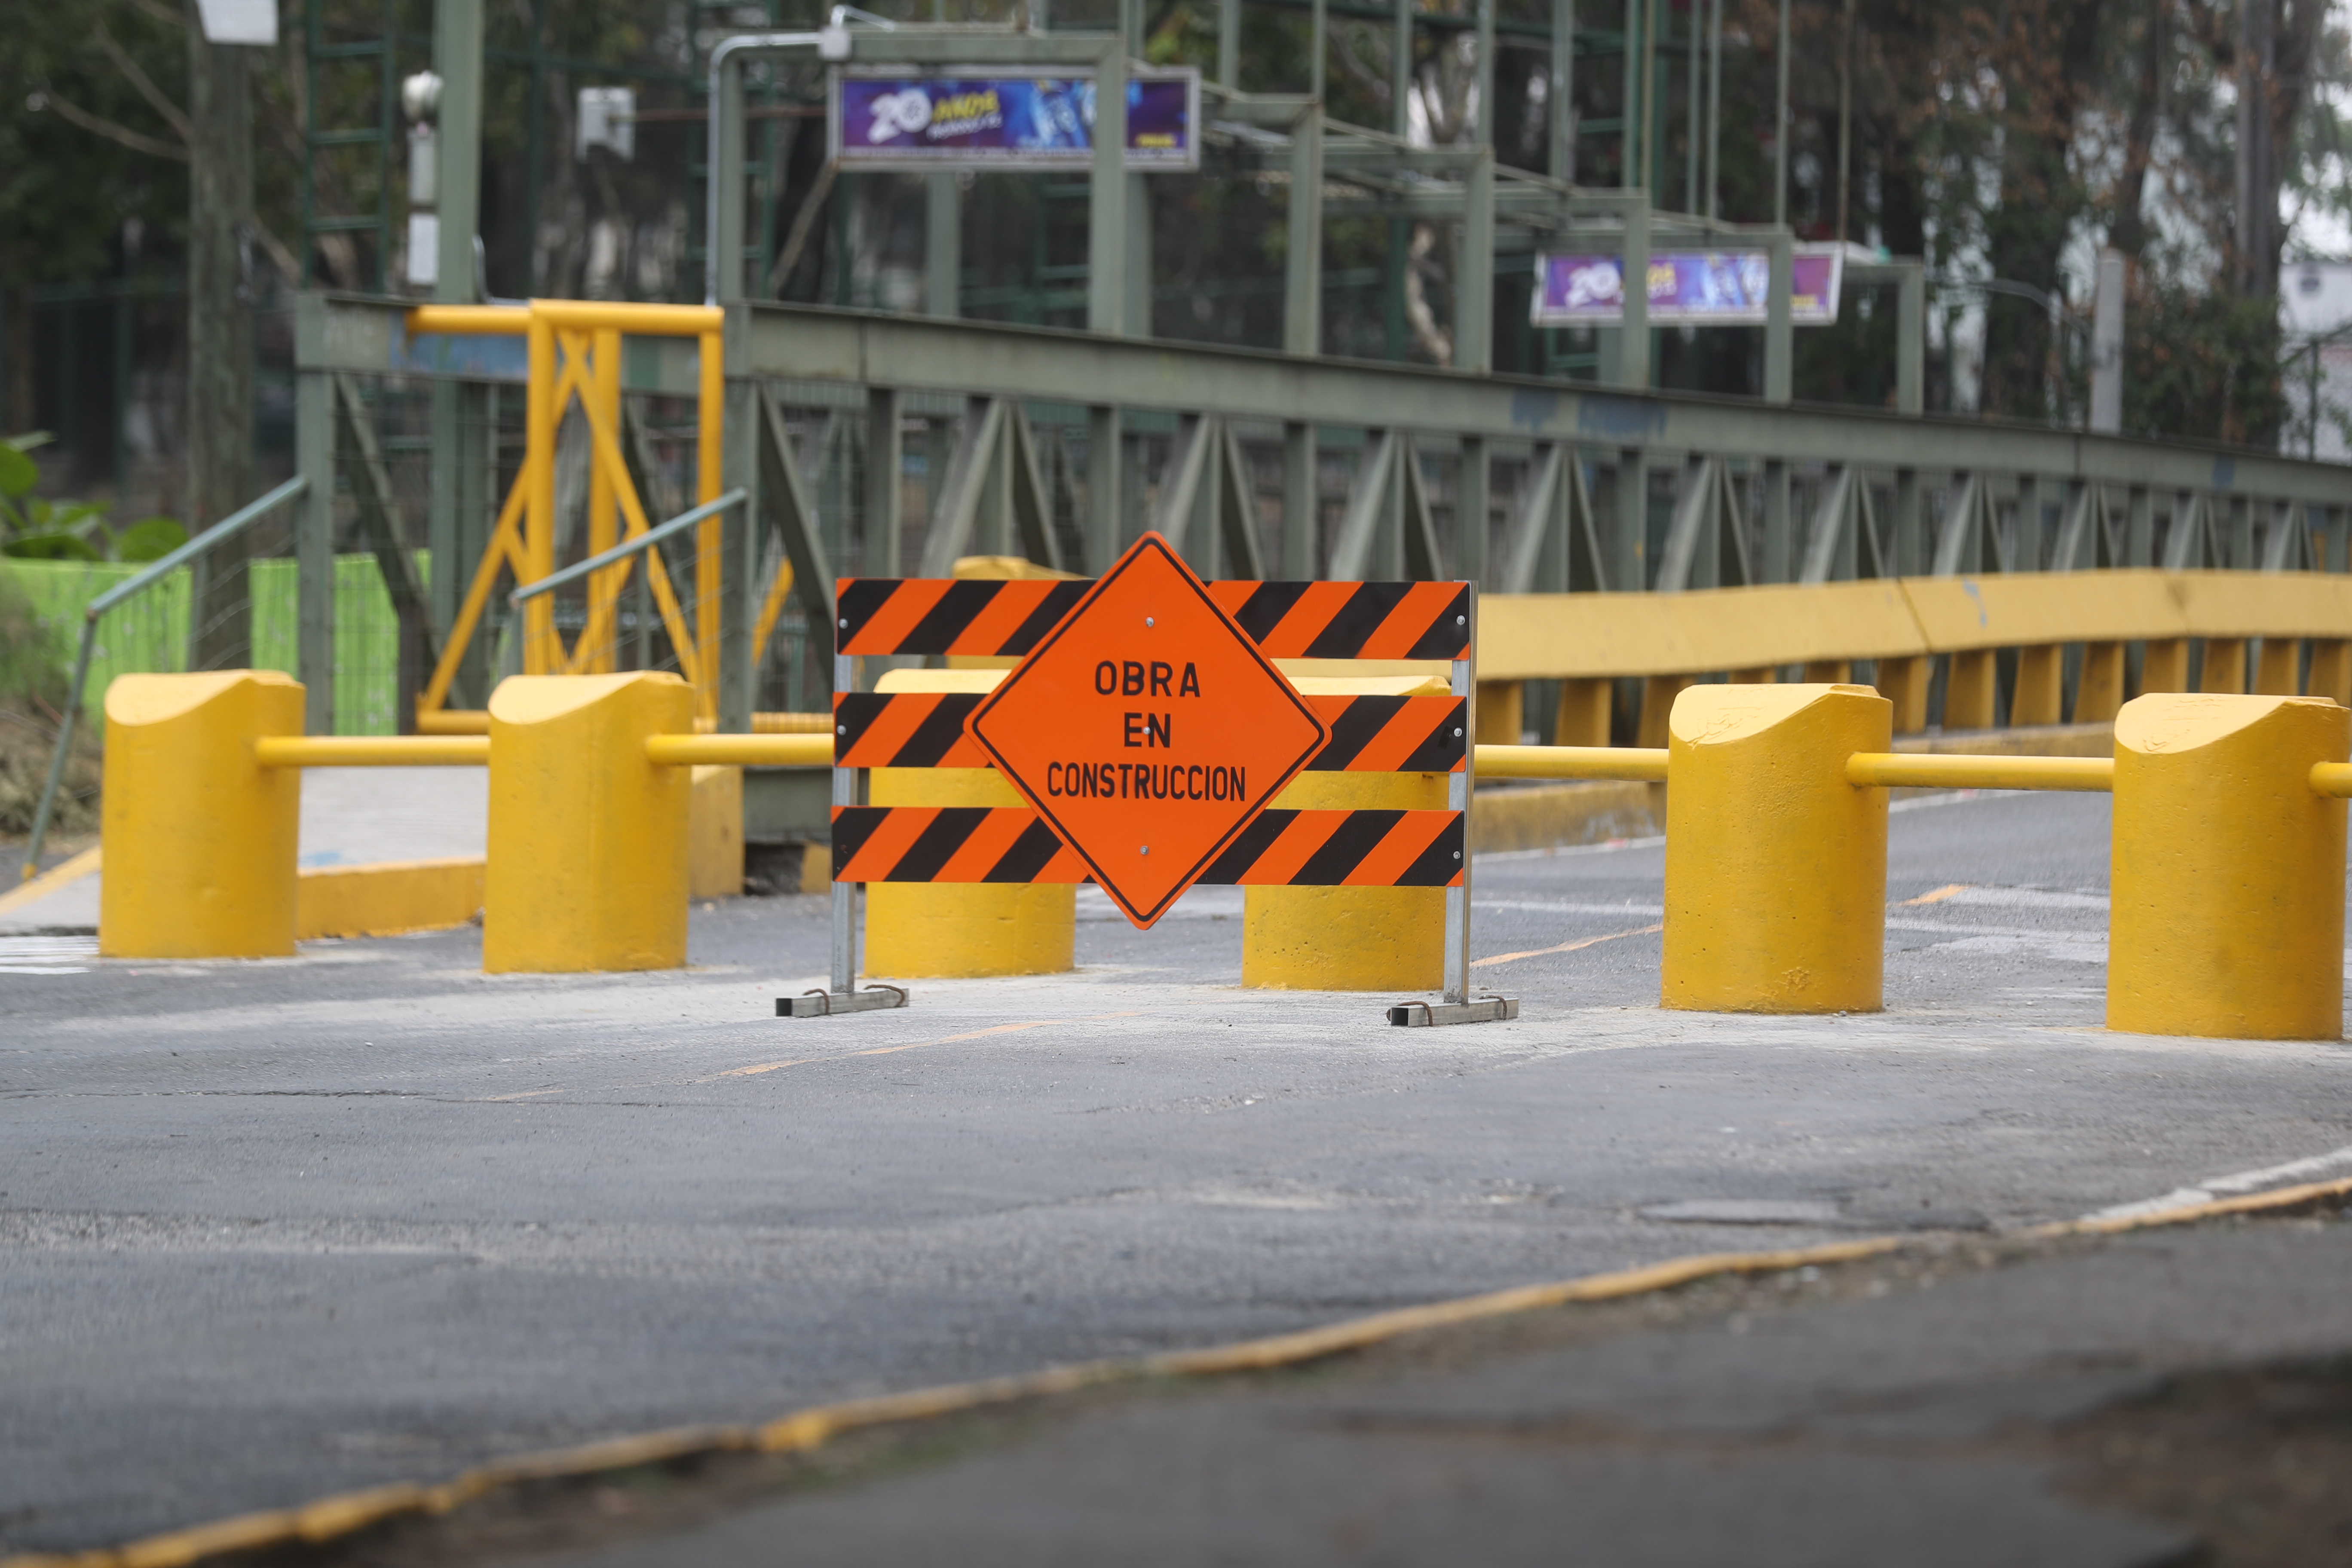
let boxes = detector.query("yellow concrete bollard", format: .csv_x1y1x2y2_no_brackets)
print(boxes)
2108,693,2348,1039
1242,672,1451,991
687,764,744,898
483,671,692,973
1243,769,1448,992
864,669,1073,979
1662,683,1891,1014
100,670,305,959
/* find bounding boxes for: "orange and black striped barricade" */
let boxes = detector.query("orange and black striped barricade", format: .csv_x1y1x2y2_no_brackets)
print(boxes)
799,559,1517,1027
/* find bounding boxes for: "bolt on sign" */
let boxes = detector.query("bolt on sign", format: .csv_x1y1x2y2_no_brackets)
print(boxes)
968,533,1330,927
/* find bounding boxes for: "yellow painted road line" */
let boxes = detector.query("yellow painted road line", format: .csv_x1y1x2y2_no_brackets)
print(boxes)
1472,922,1663,968
1899,883,1972,906
2,846,101,910
22,1172,2349,1568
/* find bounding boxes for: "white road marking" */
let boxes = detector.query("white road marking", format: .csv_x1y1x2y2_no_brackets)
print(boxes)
2082,1143,2352,1222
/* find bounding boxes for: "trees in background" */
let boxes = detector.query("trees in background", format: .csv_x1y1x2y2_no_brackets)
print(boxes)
3,0,2349,453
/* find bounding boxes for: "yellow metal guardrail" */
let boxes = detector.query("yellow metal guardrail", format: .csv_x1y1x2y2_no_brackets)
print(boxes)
1478,568,2352,742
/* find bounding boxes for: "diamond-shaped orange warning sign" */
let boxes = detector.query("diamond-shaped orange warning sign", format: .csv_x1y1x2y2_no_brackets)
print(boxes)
968,533,1330,928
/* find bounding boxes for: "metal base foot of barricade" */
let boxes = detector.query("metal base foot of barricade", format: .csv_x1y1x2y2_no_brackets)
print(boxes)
777,983,910,1019
1387,996,1519,1027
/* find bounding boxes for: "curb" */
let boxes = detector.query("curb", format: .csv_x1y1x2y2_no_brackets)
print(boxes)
0,848,101,916
9,1173,2349,1568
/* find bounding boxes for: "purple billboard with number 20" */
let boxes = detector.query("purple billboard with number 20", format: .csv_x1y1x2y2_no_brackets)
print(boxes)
1531,247,1846,326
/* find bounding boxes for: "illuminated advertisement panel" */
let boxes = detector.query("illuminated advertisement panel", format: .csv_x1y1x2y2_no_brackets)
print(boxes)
1530,246,1846,326
830,68,1198,171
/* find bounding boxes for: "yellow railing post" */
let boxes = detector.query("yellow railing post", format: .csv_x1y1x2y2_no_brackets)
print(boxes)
696,325,725,726
2109,693,2349,1039
2011,644,2064,725
2141,637,2191,693
522,313,559,675
2253,635,2302,696
484,671,694,973
2311,639,2352,706
2199,637,2248,694
1661,683,1892,1014
2075,640,2126,721
1636,674,1692,748
1944,649,1999,729
1554,678,1612,747
582,325,624,674
1474,680,1522,747
98,671,305,959
1873,655,1930,733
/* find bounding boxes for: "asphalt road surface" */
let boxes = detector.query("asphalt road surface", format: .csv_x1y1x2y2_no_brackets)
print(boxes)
5,789,2351,1555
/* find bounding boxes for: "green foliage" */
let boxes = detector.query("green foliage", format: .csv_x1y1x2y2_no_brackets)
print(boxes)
0,0,187,294
0,570,98,839
0,433,183,563
2123,272,2292,447
113,517,187,562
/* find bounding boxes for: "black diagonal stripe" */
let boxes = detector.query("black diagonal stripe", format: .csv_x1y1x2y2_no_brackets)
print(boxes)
883,806,992,883
1304,582,1412,659
1001,580,1090,655
984,819,1069,883
1402,584,1473,660
833,693,887,753
1393,699,1468,772
900,580,1006,655
830,806,885,869
1308,695,1406,771
892,693,983,769
1394,813,1466,886
836,579,904,649
1292,809,1404,885
1229,580,1312,646
1197,809,1299,885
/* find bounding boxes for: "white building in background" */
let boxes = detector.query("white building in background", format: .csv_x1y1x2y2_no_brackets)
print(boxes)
2281,260,2352,461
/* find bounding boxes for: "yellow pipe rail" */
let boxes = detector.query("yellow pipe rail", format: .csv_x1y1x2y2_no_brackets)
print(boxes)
405,301,725,336
405,304,530,334
1473,744,1669,781
646,734,833,768
2310,762,2352,798
254,736,490,767
1845,753,2114,792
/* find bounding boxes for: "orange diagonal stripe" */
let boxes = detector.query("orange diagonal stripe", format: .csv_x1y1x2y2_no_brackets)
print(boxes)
846,581,949,656
834,806,937,881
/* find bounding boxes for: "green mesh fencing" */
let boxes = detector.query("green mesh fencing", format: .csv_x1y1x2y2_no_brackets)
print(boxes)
0,552,428,736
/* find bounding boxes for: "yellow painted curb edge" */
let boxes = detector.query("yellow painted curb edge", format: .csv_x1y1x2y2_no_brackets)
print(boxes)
11,1173,2350,1568
0,847,101,915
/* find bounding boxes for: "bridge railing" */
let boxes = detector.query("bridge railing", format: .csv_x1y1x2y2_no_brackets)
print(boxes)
297,294,2352,761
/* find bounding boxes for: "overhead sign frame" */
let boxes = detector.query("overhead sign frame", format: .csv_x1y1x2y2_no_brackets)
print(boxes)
829,65,1201,172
